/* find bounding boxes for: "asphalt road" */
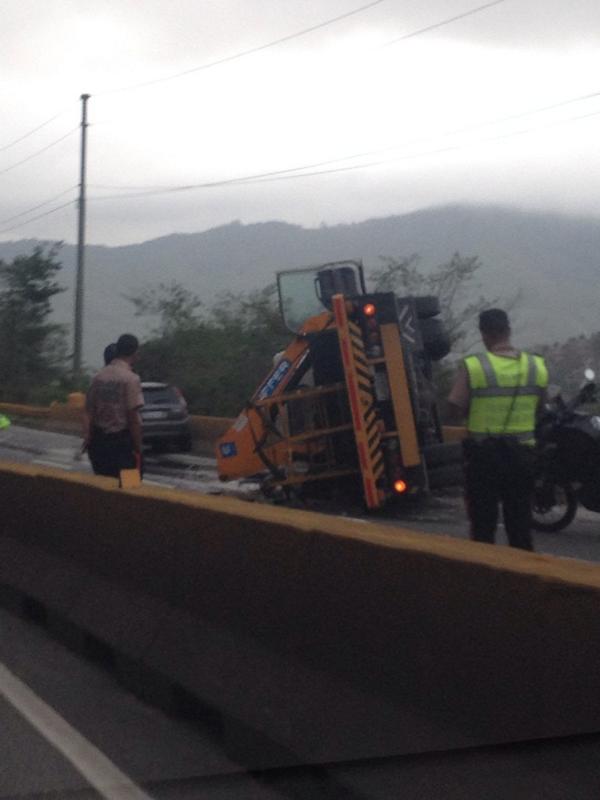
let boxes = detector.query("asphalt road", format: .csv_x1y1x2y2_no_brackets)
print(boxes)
3,604,600,800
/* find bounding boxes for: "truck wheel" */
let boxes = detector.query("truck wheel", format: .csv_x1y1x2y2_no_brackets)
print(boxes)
419,317,451,361
414,295,440,319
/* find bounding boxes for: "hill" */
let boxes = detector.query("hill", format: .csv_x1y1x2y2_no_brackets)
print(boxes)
1,204,598,367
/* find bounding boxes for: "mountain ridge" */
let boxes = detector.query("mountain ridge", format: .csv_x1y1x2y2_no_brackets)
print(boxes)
1,203,597,367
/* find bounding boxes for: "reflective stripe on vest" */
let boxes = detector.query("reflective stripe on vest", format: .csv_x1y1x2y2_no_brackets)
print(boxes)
464,351,548,442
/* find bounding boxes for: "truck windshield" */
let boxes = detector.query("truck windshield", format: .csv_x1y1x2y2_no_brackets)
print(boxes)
277,267,328,334
277,262,363,333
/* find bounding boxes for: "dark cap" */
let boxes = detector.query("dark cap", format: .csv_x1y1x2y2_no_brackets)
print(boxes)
479,308,510,338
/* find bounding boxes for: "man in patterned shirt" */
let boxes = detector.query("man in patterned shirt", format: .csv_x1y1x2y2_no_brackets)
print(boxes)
84,334,144,477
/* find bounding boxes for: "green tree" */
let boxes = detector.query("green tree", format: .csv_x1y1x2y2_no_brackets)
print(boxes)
129,282,289,415
0,246,67,401
125,280,203,337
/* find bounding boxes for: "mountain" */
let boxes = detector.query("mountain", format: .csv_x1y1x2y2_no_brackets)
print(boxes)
1,204,598,368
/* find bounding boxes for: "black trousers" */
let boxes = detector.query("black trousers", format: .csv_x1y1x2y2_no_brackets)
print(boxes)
87,427,139,478
463,437,535,551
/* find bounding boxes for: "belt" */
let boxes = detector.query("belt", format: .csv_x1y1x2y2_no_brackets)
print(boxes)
91,427,130,439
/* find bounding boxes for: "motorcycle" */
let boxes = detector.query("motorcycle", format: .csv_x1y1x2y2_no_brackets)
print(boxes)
532,369,600,532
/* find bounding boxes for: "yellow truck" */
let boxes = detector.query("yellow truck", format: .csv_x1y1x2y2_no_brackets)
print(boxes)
216,260,460,510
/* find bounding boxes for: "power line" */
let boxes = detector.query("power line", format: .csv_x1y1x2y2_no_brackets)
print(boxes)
382,0,509,47
235,105,600,186
0,199,75,237
88,86,600,197
87,101,600,203
0,106,73,154
95,0,386,95
0,128,79,177
0,187,77,227
93,0,512,101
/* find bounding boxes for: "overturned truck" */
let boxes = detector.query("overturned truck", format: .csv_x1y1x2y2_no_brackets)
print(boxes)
216,261,461,511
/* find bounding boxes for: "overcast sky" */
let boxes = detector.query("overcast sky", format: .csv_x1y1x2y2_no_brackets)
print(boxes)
2,0,600,246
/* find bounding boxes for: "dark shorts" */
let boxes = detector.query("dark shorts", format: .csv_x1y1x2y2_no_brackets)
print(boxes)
87,428,138,478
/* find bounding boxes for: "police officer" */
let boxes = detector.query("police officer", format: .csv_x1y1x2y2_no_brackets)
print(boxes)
448,309,548,550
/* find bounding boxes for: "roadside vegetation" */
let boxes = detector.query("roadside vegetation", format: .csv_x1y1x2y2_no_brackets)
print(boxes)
129,252,508,415
0,246,70,404
0,247,598,415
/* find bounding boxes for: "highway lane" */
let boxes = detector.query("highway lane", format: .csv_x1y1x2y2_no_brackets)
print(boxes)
1,424,599,563
4,606,600,800
0,607,283,800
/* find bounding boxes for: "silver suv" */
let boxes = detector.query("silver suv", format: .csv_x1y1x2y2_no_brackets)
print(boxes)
141,382,192,452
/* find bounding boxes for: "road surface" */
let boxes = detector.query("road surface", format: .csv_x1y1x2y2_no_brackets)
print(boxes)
3,605,600,800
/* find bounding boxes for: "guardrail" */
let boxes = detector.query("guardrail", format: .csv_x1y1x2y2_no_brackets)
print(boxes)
1,461,600,769
0,398,466,449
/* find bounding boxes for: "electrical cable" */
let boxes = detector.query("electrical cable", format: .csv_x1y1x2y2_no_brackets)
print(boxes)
382,0,509,47
87,101,600,202
88,87,600,197
233,105,600,186
94,0,386,95
0,106,74,154
0,128,79,176
0,187,78,227
0,199,75,237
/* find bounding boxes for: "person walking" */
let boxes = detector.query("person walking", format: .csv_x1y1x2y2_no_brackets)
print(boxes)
448,309,548,550
84,334,144,478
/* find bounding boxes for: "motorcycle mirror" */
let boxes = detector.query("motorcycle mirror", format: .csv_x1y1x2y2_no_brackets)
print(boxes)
584,368,596,382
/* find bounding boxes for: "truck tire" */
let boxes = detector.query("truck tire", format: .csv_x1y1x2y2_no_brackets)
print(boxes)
414,295,440,319
422,441,463,468
419,317,451,361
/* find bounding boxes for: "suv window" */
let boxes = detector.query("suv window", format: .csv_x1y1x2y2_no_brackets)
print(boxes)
143,386,180,405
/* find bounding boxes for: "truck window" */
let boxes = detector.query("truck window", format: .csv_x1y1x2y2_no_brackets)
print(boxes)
278,267,328,334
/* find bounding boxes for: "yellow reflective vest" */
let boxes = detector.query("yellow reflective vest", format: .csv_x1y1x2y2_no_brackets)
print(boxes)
464,351,548,444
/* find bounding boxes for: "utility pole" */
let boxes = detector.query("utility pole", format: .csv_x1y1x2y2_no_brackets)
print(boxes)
73,92,90,382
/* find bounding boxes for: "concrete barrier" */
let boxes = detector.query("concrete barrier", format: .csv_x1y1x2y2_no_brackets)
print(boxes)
0,402,50,419
2,398,466,454
2,460,600,768
0,400,230,449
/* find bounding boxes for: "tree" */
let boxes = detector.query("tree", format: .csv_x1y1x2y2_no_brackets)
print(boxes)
129,281,289,415
126,280,203,337
0,246,67,401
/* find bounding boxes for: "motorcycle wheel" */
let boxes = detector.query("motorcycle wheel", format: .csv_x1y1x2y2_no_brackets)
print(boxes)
531,482,578,532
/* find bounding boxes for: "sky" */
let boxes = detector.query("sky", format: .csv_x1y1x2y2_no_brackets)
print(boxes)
2,0,600,246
